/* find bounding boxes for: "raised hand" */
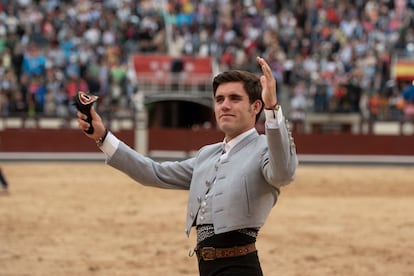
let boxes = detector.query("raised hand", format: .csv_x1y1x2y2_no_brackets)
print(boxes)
256,57,278,109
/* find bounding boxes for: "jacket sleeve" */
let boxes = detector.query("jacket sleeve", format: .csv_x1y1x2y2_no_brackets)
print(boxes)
262,118,298,187
107,141,194,190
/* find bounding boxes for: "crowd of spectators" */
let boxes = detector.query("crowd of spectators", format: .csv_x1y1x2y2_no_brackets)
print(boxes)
1,0,414,125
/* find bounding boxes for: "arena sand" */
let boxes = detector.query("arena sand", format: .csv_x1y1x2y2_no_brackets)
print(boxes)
0,162,413,276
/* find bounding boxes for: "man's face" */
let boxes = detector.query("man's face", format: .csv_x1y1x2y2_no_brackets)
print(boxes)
214,82,260,141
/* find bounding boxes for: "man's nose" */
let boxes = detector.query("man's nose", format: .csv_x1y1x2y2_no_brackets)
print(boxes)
221,98,231,109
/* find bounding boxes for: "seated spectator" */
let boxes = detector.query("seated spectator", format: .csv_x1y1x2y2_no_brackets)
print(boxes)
402,82,414,121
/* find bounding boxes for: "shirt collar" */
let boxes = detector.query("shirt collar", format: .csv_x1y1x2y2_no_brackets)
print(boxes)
223,128,256,154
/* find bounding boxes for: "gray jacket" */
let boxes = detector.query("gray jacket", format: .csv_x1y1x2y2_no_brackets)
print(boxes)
107,122,298,236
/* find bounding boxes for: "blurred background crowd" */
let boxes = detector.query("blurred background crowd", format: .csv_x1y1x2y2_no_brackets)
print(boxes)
1,0,414,124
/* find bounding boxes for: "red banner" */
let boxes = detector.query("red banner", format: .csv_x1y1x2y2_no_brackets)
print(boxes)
133,55,213,84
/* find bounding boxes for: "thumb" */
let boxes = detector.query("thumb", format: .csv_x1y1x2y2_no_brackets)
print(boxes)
90,105,99,120
260,76,267,90
90,106,106,139
260,75,270,101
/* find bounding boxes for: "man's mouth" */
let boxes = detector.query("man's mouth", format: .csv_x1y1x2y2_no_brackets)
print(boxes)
220,114,234,119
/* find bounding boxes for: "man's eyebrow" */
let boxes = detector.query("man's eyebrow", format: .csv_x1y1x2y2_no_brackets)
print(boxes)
215,92,244,98
227,93,244,100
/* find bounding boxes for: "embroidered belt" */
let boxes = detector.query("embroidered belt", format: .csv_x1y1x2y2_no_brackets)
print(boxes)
195,242,256,261
196,224,259,244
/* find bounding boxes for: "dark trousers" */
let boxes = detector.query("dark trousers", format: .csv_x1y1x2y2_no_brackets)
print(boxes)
198,251,263,276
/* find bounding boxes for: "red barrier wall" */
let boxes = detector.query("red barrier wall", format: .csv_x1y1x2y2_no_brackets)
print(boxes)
0,129,134,152
1,128,413,156
293,133,414,155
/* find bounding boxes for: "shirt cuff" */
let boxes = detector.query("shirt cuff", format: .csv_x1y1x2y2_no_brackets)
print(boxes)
99,131,119,158
264,106,283,128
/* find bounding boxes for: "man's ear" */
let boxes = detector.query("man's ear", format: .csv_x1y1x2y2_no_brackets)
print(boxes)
253,100,263,114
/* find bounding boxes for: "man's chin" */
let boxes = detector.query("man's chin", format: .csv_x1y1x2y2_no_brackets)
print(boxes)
218,123,234,133
218,123,229,131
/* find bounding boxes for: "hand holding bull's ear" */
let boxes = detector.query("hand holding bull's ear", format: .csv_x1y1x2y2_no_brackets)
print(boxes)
73,91,99,134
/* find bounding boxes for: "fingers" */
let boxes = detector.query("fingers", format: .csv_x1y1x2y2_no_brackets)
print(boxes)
77,113,90,132
256,56,272,78
256,56,277,106
77,111,87,120
77,108,93,133
256,56,275,89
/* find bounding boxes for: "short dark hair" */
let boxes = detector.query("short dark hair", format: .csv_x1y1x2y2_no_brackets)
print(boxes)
213,70,264,122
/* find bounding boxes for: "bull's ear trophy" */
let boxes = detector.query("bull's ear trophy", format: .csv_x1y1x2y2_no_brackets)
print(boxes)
72,91,99,134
